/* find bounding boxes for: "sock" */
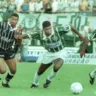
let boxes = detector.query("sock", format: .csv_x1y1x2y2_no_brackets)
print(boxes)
3,72,14,84
32,72,41,86
90,68,96,78
47,69,57,81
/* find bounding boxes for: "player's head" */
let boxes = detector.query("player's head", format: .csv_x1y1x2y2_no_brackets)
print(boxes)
42,21,52,36
10,13,19,27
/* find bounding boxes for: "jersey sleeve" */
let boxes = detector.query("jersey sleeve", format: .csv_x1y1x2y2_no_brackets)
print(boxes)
27,32,40,40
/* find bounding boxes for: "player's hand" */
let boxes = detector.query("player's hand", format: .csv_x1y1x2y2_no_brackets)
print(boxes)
14,32,22,39
80,49,85,58
16,26,23,33
15,35,22,39
14,26,23,39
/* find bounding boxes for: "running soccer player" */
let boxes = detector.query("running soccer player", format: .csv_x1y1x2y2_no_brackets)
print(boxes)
0,13,22,88
22,21,88,88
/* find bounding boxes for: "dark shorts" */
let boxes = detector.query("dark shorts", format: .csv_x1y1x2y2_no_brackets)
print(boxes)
0,48,15,60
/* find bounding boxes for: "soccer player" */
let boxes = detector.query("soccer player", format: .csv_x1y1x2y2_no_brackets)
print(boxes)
0,13,22,88
22,21,88,88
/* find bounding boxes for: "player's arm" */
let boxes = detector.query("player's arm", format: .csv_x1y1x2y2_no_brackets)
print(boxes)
70,24,84,40
21,32,40,40
70,24,89,57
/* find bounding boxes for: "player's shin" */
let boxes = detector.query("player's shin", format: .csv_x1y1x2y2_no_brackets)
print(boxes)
32,71,41,86
43,69,57,88
47,69,57,81
3,72,14,84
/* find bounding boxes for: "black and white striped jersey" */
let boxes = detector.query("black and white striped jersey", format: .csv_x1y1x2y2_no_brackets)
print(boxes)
0,22,17,50
29,25,71,52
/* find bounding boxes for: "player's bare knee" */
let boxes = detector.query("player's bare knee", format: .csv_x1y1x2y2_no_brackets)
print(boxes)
0,69,6,74
37,69,45,75
53,68,59,72
54,64,62,72
10,69,16,74
37,71,43,75
57,58,64,63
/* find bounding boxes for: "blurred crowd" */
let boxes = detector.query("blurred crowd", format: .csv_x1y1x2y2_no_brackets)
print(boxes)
0,0,96,14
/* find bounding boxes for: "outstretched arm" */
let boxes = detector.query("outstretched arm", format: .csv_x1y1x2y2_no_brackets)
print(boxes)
70,24,89,57
70,24,84,40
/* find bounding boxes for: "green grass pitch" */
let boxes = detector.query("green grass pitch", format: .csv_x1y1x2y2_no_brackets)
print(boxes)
0,62,96,96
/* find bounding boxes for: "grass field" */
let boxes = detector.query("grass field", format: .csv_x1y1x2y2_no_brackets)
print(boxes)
0,62,96,96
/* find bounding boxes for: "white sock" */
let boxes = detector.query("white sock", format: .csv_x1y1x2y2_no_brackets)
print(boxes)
9,71,14,76
47,69,57,81
90,68,96,78
33,72,40,85
3,79,8,84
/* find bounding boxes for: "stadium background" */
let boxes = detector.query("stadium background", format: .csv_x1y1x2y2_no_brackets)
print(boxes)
1,12,96,64
1,12,95,64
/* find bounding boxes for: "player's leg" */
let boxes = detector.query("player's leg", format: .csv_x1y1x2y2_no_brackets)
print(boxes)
2,58,16,88
0,58,6,74
89,68,96,84
0,58,7,80
43,58,64,88
31,63,52,88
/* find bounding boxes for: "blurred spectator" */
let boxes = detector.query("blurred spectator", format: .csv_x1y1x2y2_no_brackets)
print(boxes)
35,0,43,12
93,0,96,12
45,2,52,13
88,0,94,11
58,0,64,12
20,0,29,13
15,0,24,12
0,0,8,13
43,0,49,12
63,0,71,12
29,0,35,13
1,0,11,22
70,0,80,12
42,0,52,13
43,0,48,8
84,21,93,39
79,0,89,12
52,0,58,13
7,0,16,13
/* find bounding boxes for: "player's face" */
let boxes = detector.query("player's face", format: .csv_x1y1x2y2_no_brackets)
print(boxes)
10,16,18,28
43,26,52,36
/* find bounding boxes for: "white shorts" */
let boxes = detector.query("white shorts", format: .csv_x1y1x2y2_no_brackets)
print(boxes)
36,48,68,64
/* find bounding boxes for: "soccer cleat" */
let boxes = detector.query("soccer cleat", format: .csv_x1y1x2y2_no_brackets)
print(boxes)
89,73,95,85
2,82,10,88
30,84,38,88
43,79,51,88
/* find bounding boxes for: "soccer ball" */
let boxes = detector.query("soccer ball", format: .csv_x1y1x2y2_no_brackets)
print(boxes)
70,82,83,94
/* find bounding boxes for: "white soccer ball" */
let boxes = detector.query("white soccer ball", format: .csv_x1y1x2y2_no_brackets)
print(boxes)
70,82,83,94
